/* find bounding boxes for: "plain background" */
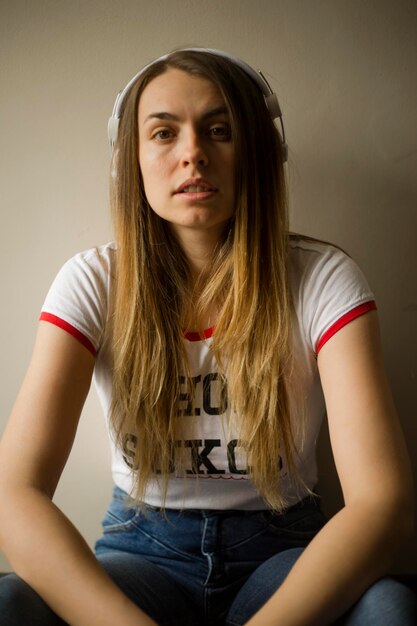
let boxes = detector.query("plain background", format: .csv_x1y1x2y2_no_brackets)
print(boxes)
0,0,416,575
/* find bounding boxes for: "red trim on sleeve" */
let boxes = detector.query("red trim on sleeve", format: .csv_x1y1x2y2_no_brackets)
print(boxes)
183,326,215,342
316,301,377,355
39,312,97,357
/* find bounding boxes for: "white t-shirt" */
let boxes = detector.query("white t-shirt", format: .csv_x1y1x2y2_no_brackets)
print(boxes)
40,238,376,510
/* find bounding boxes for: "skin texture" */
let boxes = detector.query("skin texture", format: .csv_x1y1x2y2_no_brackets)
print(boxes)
138,68,235,275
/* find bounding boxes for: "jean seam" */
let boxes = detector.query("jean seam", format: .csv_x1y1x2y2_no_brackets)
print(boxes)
130,524,197,561
201,517,213,586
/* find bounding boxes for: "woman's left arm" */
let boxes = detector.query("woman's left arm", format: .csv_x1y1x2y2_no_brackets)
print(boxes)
246,310,414,626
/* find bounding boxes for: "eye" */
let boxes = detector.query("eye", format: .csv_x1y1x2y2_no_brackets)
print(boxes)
151,129,174,141
208,124,232,141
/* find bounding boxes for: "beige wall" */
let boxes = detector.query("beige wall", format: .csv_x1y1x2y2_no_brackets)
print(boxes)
1,0,416,575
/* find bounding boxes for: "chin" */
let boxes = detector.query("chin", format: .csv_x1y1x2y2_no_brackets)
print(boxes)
170,216,230,234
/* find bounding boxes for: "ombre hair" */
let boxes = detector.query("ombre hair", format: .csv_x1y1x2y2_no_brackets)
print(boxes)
110,49,298,511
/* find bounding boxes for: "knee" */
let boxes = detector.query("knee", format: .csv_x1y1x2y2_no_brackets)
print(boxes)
362,577,416,608
347,577,417,626
0,574,34,606
225,548,306,626
0,574,61,625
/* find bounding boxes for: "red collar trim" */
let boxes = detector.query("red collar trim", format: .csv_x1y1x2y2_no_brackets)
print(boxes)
183,326,215,342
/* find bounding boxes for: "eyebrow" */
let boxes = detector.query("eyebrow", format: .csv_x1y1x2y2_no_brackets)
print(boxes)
143,106,229,124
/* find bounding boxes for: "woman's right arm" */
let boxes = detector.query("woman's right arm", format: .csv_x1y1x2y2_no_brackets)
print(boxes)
0,322,157,626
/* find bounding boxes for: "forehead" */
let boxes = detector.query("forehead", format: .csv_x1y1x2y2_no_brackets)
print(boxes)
138,68,226,122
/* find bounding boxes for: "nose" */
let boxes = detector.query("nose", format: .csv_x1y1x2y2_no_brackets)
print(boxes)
180,129,208,168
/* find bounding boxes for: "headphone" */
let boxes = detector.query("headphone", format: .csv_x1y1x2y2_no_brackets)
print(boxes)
108,47,288,162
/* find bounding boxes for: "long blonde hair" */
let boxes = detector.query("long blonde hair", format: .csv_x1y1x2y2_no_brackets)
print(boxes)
110,50,297,510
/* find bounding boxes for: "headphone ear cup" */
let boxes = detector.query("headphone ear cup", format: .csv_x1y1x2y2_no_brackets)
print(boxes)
264,94,287,162
265,93,282,120
110,148,120,181
108,116,120,150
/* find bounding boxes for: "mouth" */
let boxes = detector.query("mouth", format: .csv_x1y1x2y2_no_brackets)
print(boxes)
180,185,215,193
175,178,217,194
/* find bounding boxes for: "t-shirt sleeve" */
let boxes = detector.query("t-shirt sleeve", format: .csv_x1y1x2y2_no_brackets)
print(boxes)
297,244,376,355
39,249,109,356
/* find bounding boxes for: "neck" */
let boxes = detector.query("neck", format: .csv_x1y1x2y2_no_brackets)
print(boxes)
170,223,227,281
169,224,228,331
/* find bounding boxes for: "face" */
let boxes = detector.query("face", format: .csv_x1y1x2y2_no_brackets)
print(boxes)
138,68,235,243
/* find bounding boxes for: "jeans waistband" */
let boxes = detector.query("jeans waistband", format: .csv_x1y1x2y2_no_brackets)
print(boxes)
115,486,321,518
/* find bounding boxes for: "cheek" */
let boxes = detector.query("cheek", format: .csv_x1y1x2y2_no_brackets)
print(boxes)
139,153,174,211
224,155,235,193
222,147,235,173
140,148,173,186
139,154,158,197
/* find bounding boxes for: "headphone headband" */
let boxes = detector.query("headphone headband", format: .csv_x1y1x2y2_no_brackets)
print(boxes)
108,47,287,161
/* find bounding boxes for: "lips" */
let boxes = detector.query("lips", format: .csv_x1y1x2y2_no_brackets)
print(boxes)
175,178,217,194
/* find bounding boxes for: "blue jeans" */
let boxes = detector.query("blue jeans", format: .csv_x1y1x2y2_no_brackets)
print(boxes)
0,486,416,625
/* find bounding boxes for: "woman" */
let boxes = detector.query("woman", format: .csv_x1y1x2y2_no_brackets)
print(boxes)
0,48,415,626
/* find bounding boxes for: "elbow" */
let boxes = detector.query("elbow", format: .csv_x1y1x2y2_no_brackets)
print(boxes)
400,498,415,545
396,472,415,545
348,489,415,562
384,491,415,556
379,462,415,547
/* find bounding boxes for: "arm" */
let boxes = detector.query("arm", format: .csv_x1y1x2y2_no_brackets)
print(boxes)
246,311,414,626
0,322,157,626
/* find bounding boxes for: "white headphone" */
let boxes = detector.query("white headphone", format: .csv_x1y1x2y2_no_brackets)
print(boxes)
108,47,288,162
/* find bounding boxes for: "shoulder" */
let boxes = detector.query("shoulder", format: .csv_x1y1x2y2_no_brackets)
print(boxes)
288,235,376,354
62,241,117,275
288,234,370,294
289,234,349,272
40,243,117,355
52,242,117,296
